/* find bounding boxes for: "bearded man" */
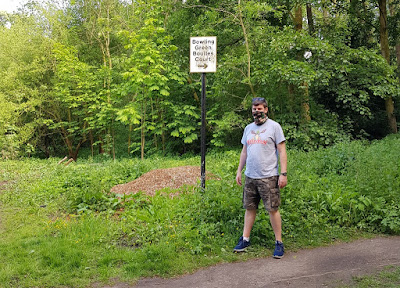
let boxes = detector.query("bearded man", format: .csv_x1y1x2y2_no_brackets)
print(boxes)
234,97,287,259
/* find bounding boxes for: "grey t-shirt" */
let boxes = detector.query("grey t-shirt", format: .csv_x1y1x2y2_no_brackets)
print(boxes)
241,119,286,179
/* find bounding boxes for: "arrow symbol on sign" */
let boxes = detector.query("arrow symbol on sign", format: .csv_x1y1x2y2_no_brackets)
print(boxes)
197,63,208,69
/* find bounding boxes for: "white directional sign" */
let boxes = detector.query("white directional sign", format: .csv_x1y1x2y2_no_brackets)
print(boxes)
190,36,217,73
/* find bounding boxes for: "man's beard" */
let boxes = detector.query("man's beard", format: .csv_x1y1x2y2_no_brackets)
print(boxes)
253,111,267,125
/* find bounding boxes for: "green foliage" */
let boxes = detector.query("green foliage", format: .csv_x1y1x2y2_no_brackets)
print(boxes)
312,45,400,138
209,111,246,147
281,110,351,151
49,43,98,158
0,13,53,158
116,104,141,126
1,136,400,287
284,135,400,235
1,0,400,156
118,15,186,157
167,104,199,144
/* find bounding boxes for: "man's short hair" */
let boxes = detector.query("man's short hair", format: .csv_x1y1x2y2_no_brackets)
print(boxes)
252,97,268,107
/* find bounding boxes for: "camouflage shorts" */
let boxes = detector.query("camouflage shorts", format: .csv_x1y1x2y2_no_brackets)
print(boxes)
243,176,280,212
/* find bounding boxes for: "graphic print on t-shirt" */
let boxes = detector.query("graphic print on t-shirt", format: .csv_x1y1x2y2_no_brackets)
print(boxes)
247,129,267,145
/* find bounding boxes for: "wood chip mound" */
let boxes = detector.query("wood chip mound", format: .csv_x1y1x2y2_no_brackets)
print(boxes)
110,166,219,196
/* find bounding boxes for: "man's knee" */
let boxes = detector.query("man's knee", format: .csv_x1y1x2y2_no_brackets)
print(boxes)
269,209,278,215
269,210,280,218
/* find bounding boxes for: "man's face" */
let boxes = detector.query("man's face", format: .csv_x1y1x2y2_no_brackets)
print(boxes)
252,104,268,115
252,104,268,125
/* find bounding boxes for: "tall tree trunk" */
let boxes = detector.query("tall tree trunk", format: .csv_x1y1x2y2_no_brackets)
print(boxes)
88,0,116,159
89,130,94,157
294,4,311,124
306,3,315,36
302,82,311,123
98,136,104,154
363,2,374,46
389,0,400,77
305,4,314,124
379,0,398,133
288,84,295,114
128,124,132,155
389,0,400,137
321,0,329,30
294,5,302,31
396,45,400,72
61,129,84,161
238,0,255,97
162,124,166,154
152,99,158,149
141,99,145,160
105,2,115,160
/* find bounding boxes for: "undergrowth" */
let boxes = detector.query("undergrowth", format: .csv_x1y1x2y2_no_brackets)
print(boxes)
0,134,399,287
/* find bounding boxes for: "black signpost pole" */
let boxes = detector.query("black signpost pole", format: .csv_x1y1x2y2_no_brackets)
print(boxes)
201,72,206,191
190,36,216,192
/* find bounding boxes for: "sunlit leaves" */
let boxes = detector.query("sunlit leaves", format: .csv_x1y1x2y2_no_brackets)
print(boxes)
119,13,185,155
167,105,199,144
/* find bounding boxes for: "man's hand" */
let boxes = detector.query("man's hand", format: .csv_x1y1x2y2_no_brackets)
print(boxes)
236,171,242,186
278,175,287,189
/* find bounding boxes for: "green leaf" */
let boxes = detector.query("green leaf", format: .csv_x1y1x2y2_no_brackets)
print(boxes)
150,85,160,91
171,130,180,137
160,89,169,96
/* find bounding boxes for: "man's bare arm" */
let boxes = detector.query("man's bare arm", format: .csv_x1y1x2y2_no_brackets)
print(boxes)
236,145,247,186
277,141,287,189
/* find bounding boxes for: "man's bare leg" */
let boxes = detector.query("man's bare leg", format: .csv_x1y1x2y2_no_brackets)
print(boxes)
243,209,257,238
269,210,282,242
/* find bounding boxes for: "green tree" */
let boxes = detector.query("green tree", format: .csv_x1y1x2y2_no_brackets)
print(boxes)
1,0,399,157
65,0,127,158
379,0,398,133
120,16,184,159
0,11,53,158
47,43,99,160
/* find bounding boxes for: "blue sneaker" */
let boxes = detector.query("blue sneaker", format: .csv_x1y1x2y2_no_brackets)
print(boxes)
233,236,250,252
273,241,284,259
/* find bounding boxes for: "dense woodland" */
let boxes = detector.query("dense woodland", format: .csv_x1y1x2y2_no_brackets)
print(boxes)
1,0,400,160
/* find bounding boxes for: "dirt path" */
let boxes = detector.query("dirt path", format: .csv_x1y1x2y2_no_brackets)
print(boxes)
107,236,400,288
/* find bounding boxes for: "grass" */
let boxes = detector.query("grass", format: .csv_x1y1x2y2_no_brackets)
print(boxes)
337,266,400,288
0,134,400,287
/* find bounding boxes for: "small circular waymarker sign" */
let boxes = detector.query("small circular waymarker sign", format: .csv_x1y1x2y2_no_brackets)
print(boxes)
190,36,217,73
